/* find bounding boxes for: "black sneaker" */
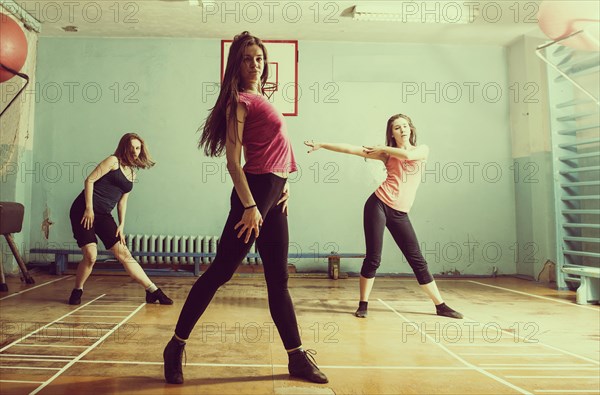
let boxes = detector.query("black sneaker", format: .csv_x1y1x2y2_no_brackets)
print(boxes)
288,349,328,384
355,301,368,318
146,288,173,305
163,337,186,384
436,303,464,319
68,289,83,305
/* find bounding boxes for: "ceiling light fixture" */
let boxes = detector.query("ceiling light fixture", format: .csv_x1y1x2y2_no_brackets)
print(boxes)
351,2,478,24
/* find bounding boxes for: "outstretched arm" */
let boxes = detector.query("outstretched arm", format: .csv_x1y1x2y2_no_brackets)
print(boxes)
304,141,387,162
363,144,429,161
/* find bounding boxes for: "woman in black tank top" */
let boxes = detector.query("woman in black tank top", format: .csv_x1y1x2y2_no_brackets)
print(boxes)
68,133,173,306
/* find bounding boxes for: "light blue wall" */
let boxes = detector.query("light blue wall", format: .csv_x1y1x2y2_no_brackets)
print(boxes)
31,37,517,276
507,36,556,280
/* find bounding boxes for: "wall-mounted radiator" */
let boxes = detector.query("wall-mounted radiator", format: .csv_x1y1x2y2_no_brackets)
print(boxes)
124,234,259,265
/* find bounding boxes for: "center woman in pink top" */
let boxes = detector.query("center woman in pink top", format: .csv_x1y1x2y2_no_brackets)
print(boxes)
305,114,463,320
162,32,327,385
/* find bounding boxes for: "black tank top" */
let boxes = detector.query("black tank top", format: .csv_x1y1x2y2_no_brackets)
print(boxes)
77,163,134,215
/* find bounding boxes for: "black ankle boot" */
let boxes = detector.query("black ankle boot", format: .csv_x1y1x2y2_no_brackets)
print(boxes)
146,288,173,305
288,349,328,384
69,289,83,305
163,337,186,384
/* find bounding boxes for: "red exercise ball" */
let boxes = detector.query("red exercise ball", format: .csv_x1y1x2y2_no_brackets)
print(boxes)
538,1,600,51
0,13,28,82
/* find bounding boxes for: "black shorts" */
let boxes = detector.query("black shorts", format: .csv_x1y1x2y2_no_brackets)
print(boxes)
70,195,120,250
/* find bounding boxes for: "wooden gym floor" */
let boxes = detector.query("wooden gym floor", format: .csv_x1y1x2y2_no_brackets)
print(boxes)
0,273,598,395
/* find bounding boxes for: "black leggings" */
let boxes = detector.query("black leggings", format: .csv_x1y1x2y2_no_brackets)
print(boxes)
175,173,301,350
361,193,434,284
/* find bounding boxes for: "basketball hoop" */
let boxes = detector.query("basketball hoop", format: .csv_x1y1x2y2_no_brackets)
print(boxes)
262,82,278,99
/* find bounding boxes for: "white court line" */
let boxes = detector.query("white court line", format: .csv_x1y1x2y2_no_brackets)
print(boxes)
55,321,119,325
536,392,600,394
0,294,106,353
105,295,143,303
378,299,532,395
0,357,74,363
77,310,134,313
491,367,600,371
480,364,595,367
460,352,564,357
0,276,73,301
468,281,600,311
452,313,600,366
71,315,127,318
77,359,473,370
447,343,539,347
13,344,88,348
101,297,144,300
0,379,45,384
31,335,100,339
532,343,600,365
30,302,145,395
84,304,140,307
507,376,599,379
0,354,75,359
441,338,535,341
77,360,278,368
0,366,61,370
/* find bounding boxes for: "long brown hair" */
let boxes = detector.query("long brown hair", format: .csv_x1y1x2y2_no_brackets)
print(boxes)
198,31,269,157
385,114,417,147
114,133,155,169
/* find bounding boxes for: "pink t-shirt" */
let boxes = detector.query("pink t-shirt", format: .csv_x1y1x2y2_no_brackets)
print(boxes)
375,155,424,213
238,92,297,174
